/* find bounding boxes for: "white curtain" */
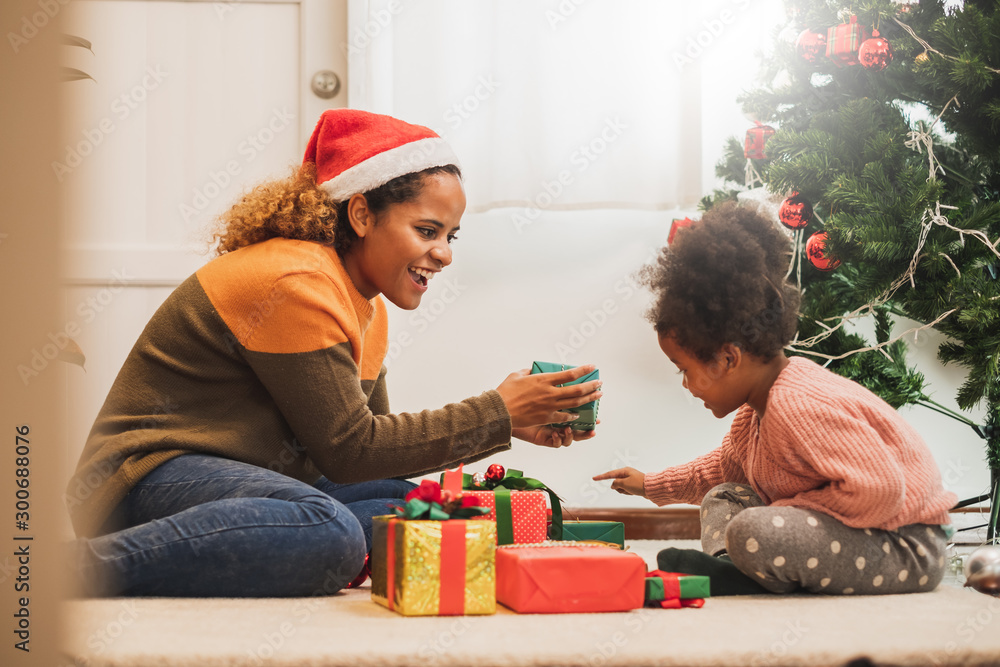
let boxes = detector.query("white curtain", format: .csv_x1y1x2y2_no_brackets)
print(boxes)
348,0,787,213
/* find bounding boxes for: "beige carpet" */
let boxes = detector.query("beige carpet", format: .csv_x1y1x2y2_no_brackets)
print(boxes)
63,540,1000,667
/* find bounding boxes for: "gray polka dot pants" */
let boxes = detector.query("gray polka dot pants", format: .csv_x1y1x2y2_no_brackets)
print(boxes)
700,482,949,595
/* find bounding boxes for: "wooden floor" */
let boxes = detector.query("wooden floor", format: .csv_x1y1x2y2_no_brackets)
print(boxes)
566,505,994,542
562,507,700,540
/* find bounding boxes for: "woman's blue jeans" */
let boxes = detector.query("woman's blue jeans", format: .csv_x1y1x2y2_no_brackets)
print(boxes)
75,454,415,597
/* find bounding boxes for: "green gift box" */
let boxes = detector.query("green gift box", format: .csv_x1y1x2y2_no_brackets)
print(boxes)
529,361,599,431
560,520,625,548
645,572,711,601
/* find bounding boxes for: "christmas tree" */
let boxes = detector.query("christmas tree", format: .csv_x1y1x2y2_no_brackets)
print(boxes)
703,0,1000,539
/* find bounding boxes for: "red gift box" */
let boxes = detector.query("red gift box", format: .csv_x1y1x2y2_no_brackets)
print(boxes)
826,15,867,66
496,544,646,613
466,489,548,545
744,122,775,160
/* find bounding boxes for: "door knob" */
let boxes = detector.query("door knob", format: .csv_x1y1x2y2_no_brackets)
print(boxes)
310,70,341,99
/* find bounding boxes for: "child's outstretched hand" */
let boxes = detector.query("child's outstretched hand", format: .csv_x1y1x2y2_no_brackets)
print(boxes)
592,467,646,497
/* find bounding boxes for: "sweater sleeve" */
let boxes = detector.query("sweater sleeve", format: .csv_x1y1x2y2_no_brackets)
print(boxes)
643,409,752,506
765,401,907,527
239,272,513,483
368,366,390,416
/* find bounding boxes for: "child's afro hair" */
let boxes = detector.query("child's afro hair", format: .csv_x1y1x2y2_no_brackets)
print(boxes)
641,201,801,362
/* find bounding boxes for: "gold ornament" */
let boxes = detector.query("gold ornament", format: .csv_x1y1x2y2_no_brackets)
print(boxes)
915,51,930,64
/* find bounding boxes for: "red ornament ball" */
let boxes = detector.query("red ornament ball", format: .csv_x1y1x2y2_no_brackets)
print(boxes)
778,193,813,230
858,30,893,71
795,29,827,63
345,551,371,589
485,464,506,483
806,232,840,271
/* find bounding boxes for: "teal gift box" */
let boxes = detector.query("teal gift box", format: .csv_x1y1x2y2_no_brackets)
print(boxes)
529,361,599,430
560,521,625,549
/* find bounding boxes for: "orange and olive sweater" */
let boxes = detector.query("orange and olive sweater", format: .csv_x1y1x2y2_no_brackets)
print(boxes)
67,238,512,538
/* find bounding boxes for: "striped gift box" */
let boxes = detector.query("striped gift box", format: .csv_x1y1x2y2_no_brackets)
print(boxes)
826,15,867,66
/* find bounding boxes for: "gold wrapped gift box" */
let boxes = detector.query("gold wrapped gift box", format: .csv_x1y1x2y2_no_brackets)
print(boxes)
371,515,497,616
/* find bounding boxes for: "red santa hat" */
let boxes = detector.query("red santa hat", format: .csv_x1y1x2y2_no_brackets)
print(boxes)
302,109,461,202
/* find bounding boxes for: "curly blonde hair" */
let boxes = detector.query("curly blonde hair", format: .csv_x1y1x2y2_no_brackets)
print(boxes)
212,162,337,255
211,162,462,257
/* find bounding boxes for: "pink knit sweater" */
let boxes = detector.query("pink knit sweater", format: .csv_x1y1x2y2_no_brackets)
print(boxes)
644,357,956,530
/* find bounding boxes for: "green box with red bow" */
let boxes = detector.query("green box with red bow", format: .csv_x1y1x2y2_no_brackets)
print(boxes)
644,570,710,609
442,464,564,545
529,361,599,431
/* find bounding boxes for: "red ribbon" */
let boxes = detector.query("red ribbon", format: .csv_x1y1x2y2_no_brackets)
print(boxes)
439,521,466,615
443,464,463,496
645,570,705,609
386,517,398,611
384,515,467,615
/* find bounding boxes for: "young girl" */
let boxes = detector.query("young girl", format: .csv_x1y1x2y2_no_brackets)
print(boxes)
68,109,602,597
595,201,956,596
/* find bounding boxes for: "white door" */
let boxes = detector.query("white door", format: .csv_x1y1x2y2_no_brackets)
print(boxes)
57,0,347,532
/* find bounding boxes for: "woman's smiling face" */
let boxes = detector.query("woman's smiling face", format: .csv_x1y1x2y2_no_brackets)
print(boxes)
344,172,466,310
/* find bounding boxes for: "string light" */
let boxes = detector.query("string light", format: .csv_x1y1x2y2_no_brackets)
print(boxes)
893,17,1000,74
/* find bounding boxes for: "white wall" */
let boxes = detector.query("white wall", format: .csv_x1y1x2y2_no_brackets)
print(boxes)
383,207,993,509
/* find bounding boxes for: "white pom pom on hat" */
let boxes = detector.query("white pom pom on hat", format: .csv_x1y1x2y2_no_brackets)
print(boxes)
302,109,462,203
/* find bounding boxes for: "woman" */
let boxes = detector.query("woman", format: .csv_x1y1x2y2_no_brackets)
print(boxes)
68,109,602,597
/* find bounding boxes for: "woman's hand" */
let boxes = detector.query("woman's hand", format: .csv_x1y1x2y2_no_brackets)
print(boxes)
496,364,602,429
512,422,599,448
592,467,646,497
